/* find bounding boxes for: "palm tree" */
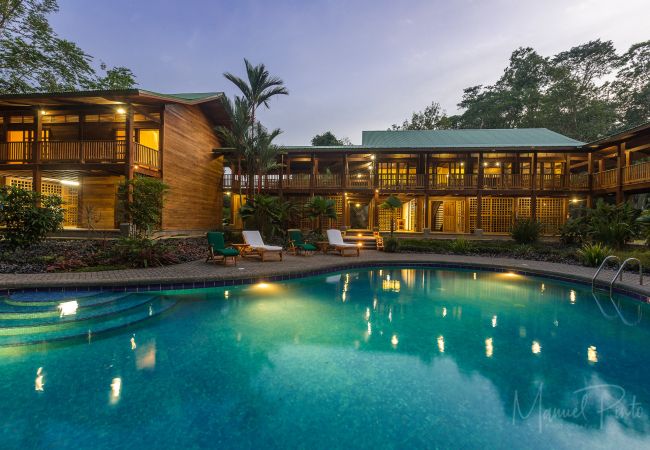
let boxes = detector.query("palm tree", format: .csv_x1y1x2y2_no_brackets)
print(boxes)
380,195,402,237
216,96,251,208
239,194,280,239
224,59,288,197
253,123,282,193
306,196,337,234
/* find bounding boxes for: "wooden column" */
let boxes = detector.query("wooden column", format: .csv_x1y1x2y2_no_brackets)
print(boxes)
373,154,379,190
423,153,429,190
476,152,484,231
565,153,571,189
125,105,134,181
423,193,430,230
616,143,625,204
587,152,594,208
342,194,349,228
373,189,380,231
310,152,315,194
159,105,165,177
78,113,85,163
279,153,284,197
32,109,42,199
531,152,538,220
341,154,347,189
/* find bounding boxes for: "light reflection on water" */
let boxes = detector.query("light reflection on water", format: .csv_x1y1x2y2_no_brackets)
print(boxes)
1,268,650,449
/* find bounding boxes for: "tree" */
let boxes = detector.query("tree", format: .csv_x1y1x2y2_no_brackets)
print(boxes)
613,40,650,128
306,196,337,234
0,185,64,249
311,131,351,146
118,177,169,237
254,123,282,193
380,195,402,237
0,0,136,93
390,102,453,130
224,59,288,197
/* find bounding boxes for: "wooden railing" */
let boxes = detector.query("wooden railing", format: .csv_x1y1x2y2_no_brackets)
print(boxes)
134,142,160,170
315,173,340,188
346,174,373,189
283,174,311,189
593,169,618,189
537,174,566,190
378,174,425,190
624,161,650,185
0,142,31,162
429,174,477,189
569,173,589,190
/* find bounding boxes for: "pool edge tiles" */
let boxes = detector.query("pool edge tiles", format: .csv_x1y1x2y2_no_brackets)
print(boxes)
2,261,650,304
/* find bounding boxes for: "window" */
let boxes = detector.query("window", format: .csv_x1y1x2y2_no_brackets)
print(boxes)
138,129,159,150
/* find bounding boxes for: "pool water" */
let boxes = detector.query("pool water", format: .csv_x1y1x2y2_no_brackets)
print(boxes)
2,268,650,449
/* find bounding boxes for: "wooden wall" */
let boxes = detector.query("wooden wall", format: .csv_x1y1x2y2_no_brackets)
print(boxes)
162,104,222,231
79,176,122,229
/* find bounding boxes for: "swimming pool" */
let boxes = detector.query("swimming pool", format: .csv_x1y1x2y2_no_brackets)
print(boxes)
1,267,650,449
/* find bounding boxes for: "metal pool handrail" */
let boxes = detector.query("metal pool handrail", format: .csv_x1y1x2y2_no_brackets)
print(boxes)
592,255,620,292
609,257,643,297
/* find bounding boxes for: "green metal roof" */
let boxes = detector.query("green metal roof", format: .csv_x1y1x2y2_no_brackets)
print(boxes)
362,128,584,148
138,90,223,102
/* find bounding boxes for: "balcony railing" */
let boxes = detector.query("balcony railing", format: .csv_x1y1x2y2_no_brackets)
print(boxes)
346,174,373,189
593,168,618,189
429,174,477,190
569,173,589,190
315,173,340,188
0,140,159,170
378,174,425,190
624,161,650,185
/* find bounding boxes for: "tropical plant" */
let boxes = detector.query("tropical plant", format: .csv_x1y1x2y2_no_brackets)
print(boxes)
577,242,613,267
587,200,640,248
380,195,402,237
306,196,337,234
511,219,542,244
449,238,473,254
216,95,251,204
384,237,400,253
109,237,177,268
118,177,169,237
0,186,64,249
0,0,135,93
559,216,588,246
636,210,650,245
239,194,281,239
224,59,288,196
253,123,283,193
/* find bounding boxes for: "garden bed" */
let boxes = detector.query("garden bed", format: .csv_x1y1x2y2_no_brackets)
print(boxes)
0,237,206,274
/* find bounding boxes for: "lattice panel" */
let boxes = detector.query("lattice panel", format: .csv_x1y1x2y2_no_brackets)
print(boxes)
469,197,514,233
378,198,403,231
9,178,32,190
62,186,79,227
537,198,565,235
325,195,343,229
517,198,531,219
469,197,478,232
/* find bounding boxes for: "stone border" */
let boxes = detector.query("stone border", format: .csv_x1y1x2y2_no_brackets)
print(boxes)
2,254,649,303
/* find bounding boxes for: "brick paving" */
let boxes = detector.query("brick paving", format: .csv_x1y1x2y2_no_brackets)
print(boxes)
1,251,648,298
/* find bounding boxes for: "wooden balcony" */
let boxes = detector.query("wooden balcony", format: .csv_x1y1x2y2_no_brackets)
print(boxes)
593,168,617,189
624,161,650,185
429,174,477,190
378,174,426,190
0,140,160,170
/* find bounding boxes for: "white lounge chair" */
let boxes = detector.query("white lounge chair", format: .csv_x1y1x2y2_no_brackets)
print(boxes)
242,231,283,262
326,229,360,257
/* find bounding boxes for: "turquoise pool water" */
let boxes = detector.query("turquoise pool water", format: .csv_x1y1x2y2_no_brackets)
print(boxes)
1,268,650,449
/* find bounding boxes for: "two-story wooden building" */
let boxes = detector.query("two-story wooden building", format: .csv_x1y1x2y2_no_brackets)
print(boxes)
224,124,650,235
0,89,228,232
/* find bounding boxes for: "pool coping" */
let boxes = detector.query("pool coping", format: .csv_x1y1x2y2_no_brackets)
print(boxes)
2,254,650,303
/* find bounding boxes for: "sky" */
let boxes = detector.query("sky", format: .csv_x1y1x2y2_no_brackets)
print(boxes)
53,0,649,145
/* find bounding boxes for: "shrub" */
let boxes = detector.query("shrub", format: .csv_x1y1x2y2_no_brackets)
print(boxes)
449,238,473,254
577,242,612,267
108,237,178,268
118,177,169,237
384,237,400,253
511,219,541,244
0,186,64,249
559,217,588,246
587,200,640,248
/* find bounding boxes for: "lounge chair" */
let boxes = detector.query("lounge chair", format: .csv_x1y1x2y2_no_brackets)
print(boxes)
326,229,360,257
288,229,317,255
206,232,239,265
374,231,384,251
242,230,283,262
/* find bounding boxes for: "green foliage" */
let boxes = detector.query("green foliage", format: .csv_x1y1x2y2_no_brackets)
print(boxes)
0,186,64,249
118,177,169,237
108,237,177,268
511,219,542,244
239,194,295,239
559,217,588,246
0,0,135,93
306,196,337,233
384,237,400,253
449,238,473,254
311,131,351,146
587,200,639,248
393,39,650,141
577,242,613,267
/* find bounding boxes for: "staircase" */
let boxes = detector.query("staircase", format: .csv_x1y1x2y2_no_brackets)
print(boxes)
0,291,177,346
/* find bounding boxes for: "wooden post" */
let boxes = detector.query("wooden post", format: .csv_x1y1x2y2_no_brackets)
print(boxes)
279,153,284,196
373,154,379,190
587,152,594,208
78,113,85,163
373,189,380,230
310,152,315,194
423,193,429,230
531,152,538,220
32,109,42,201
616,143,625,204
476,152,484,231
423,153,429,191
341,154,348,189
159,105,165,176
125,105,134,180
565,153,571,189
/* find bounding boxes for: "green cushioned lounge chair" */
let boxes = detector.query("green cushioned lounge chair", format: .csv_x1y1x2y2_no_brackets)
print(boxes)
288,229,317,255
206,232,239,265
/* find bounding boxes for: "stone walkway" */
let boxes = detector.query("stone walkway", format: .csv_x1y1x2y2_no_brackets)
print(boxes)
1,251,648,298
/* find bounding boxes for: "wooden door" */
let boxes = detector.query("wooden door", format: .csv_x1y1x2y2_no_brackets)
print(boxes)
442,201,456,232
